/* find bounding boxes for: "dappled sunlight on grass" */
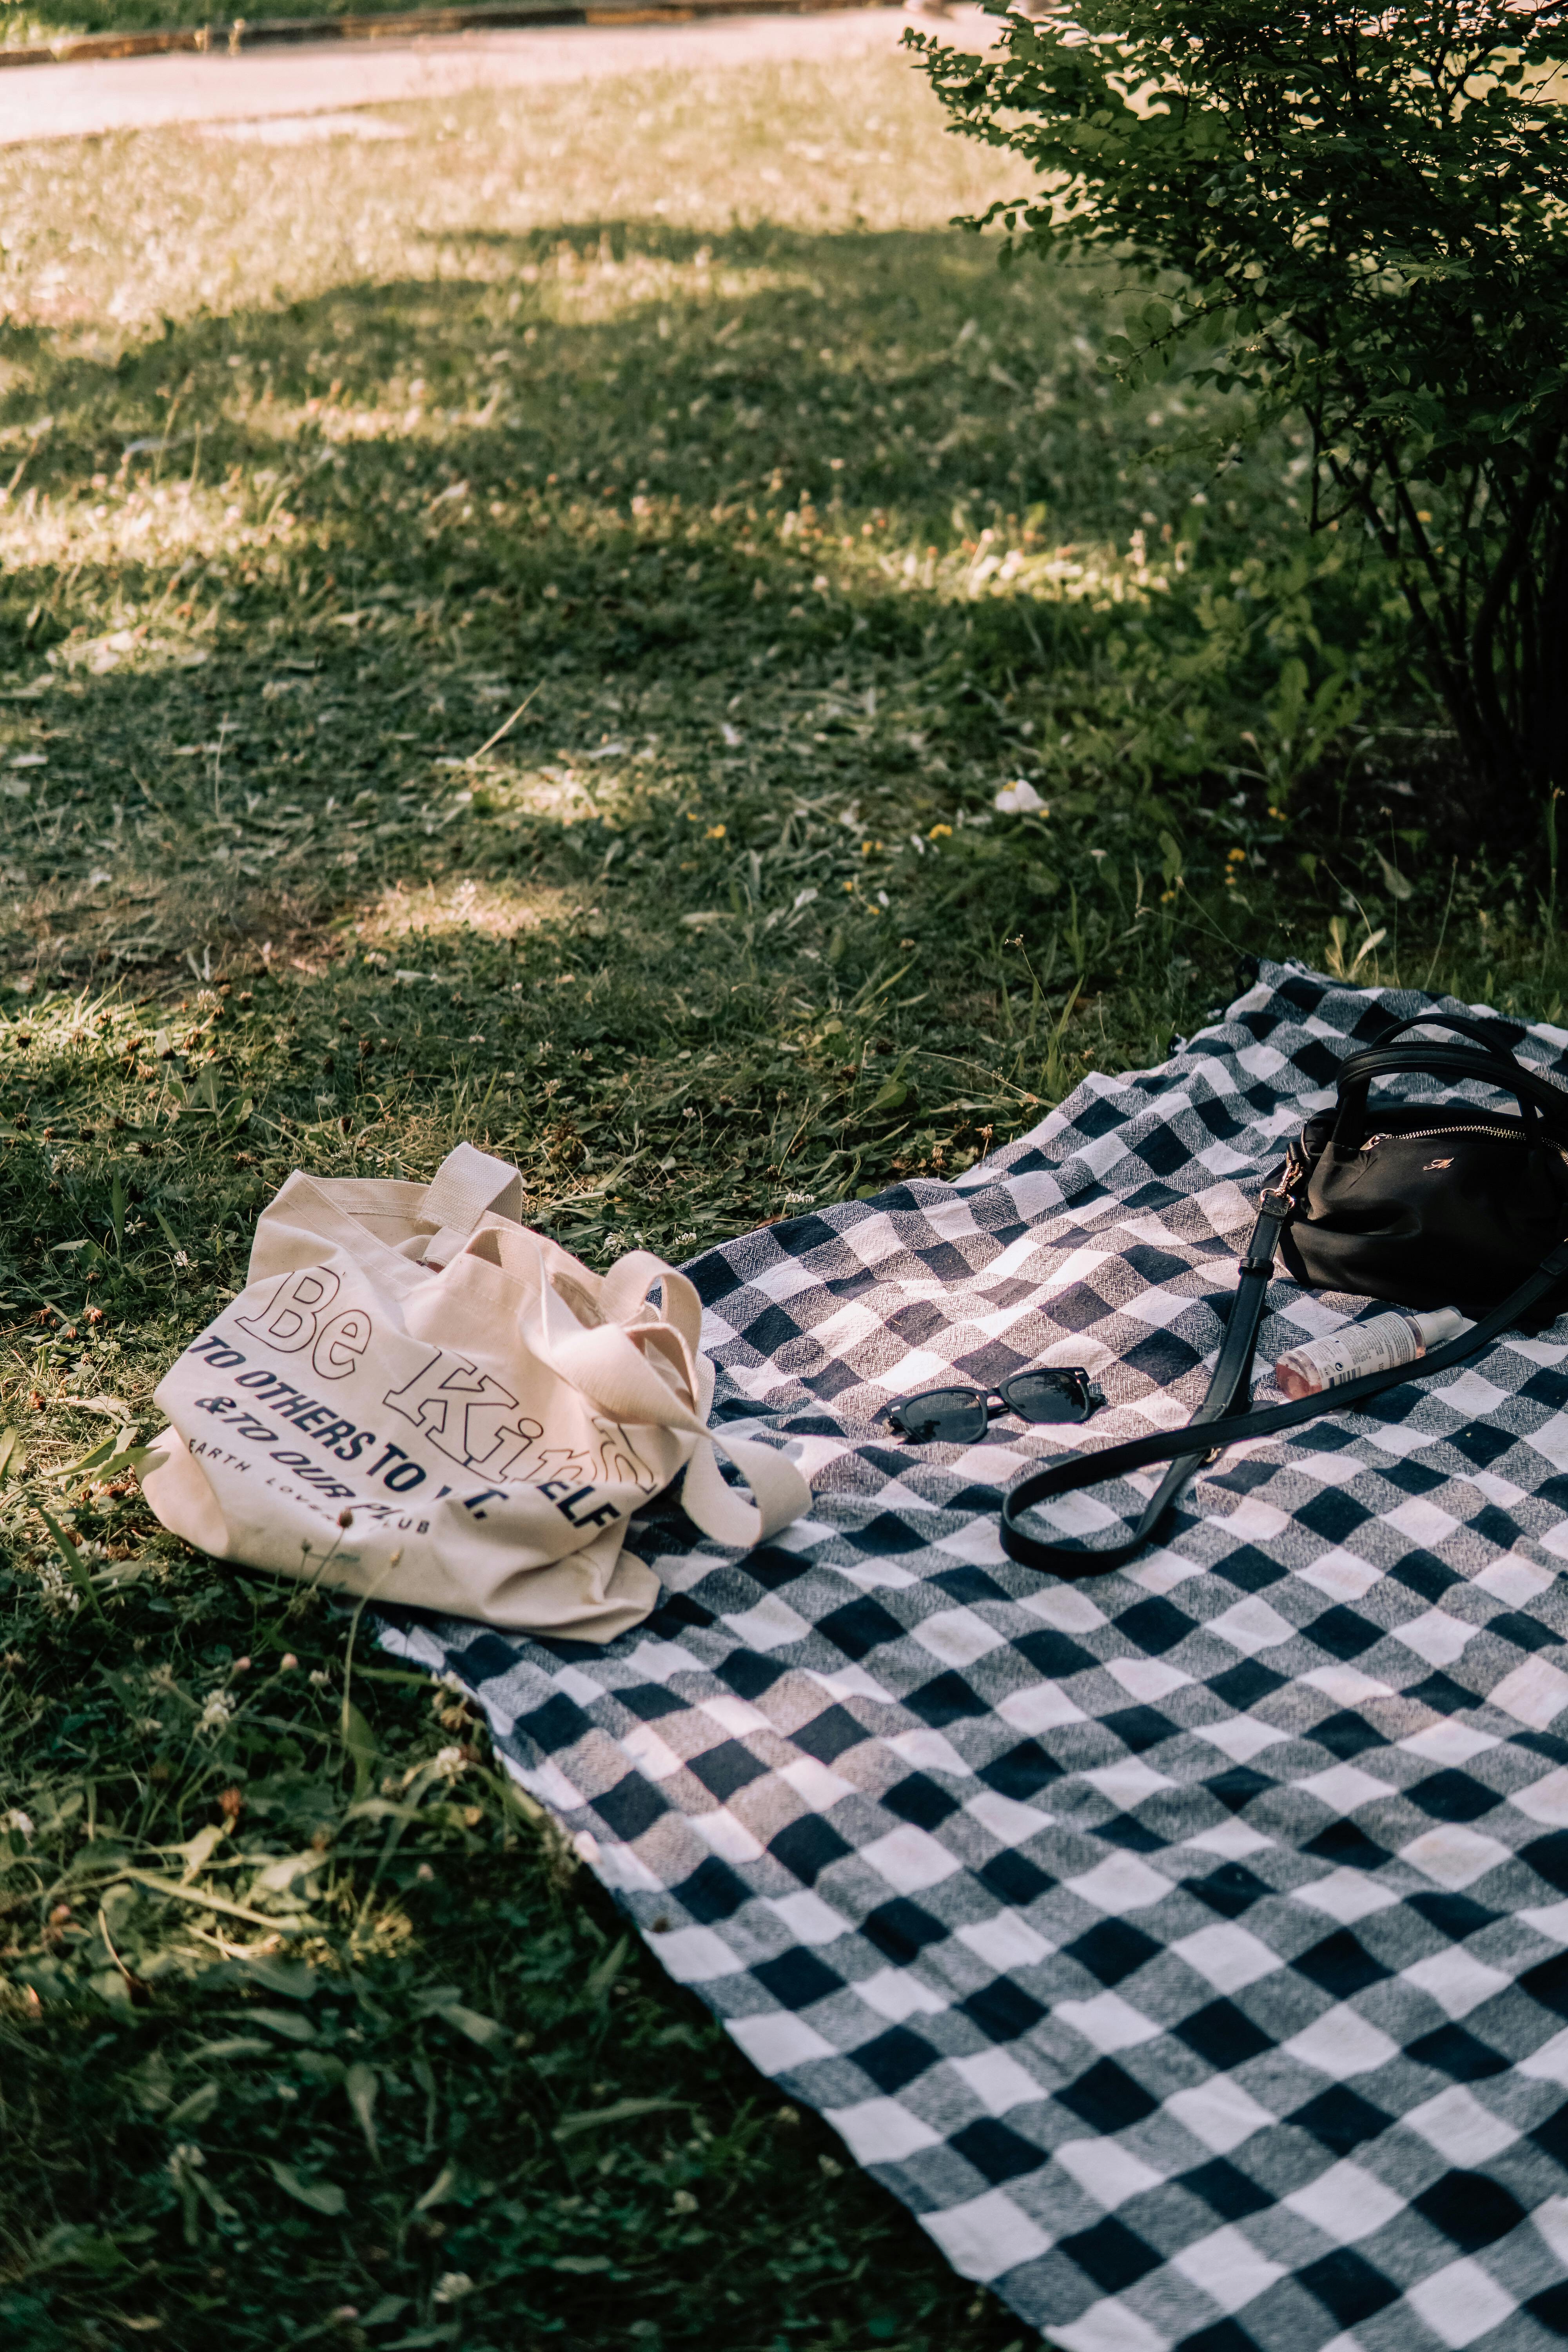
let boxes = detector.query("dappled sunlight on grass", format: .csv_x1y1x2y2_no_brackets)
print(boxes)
0,57,1011,328
358,873,576,942
3,40,1550,2352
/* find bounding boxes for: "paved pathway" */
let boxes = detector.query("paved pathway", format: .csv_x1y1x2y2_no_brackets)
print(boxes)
0,4,985,145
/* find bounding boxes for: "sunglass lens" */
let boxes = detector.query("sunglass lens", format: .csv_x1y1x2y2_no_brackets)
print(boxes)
892,1390,989,1444
1003,1370,1091,1424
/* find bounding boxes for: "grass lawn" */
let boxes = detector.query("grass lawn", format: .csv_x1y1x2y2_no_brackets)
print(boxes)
0,40,1559,2352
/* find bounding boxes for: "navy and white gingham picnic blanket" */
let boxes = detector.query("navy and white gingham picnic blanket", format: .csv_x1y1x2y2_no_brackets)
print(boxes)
379,961,1568,2352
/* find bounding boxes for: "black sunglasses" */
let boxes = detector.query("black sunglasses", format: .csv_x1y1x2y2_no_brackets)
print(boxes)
886,1368,1104,1445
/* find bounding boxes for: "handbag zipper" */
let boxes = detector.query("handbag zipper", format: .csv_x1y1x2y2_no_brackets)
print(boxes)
1359,1122,1568,1161
1362,1122,1522,1147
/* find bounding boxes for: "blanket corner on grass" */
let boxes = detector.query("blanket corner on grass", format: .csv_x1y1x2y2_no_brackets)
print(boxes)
378,959,1568,2352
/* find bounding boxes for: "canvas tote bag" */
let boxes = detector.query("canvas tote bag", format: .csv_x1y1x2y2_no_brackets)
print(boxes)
142,1143,808,1641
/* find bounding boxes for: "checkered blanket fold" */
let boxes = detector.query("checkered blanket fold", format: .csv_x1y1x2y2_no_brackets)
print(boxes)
378,961,1568,2352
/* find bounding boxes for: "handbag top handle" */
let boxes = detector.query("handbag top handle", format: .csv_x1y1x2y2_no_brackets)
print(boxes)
1328,1011,1568,1155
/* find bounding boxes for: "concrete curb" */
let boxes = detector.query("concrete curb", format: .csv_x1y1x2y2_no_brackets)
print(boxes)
0,0,898,68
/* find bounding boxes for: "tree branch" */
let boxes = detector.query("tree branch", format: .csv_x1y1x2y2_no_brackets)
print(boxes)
1467,421,1564,766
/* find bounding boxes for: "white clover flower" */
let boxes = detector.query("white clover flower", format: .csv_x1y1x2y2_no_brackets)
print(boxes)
434,2273,475,2303
197,1689,235,1735
2,1809,34,1838
432,1745,467,1780
994,779,1045,815
36,1561,79,1615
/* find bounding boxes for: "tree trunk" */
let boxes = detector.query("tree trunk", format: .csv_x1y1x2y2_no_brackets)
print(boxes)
1526,512,1568,813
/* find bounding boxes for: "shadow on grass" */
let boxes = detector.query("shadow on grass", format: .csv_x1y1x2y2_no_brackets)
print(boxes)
0,217,1367,845
0,208,1224,2352
3,216,1249,584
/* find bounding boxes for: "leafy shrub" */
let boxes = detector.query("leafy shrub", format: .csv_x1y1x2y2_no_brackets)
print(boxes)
915,0,1568,851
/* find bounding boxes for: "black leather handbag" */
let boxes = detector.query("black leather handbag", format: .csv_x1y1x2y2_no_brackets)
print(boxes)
1002,1013,1568,1580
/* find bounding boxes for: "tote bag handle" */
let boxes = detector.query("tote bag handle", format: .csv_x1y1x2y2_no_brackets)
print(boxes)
482,1231,808,1551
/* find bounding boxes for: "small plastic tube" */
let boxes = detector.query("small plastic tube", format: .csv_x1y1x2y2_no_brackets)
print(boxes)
1275,1306,1472,1400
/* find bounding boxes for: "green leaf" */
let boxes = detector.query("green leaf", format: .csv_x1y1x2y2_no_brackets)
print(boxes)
151,1204,186,1256
237,2005,316,2043
0,1427,24,1486
345,2060,379,2160
235,1955,318,2001
36,1510,107,1624
427,2000,508,2053
553,2095,686,2142
123,1867,317,1933
28,2224,128,2275
51,1433,121,1481
340,1698,377,1801
165,2080,221,2128
412,2164,457,2213
583,1933,630,2005
171,1822,226,1879
1374,848,1414,902
114,1445,169,1477
186,2036,276,2063
265,2158,347,2216
295,2049,346,2087
249,1849,325,1897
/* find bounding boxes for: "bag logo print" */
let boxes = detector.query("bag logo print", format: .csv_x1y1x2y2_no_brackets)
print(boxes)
383,1350,543,1475
382,1349,662,1500
1424,1156,1454,1169
235,1266,373,1379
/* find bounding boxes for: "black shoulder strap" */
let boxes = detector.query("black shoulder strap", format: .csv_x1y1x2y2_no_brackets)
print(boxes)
1000,1179,1568,1581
